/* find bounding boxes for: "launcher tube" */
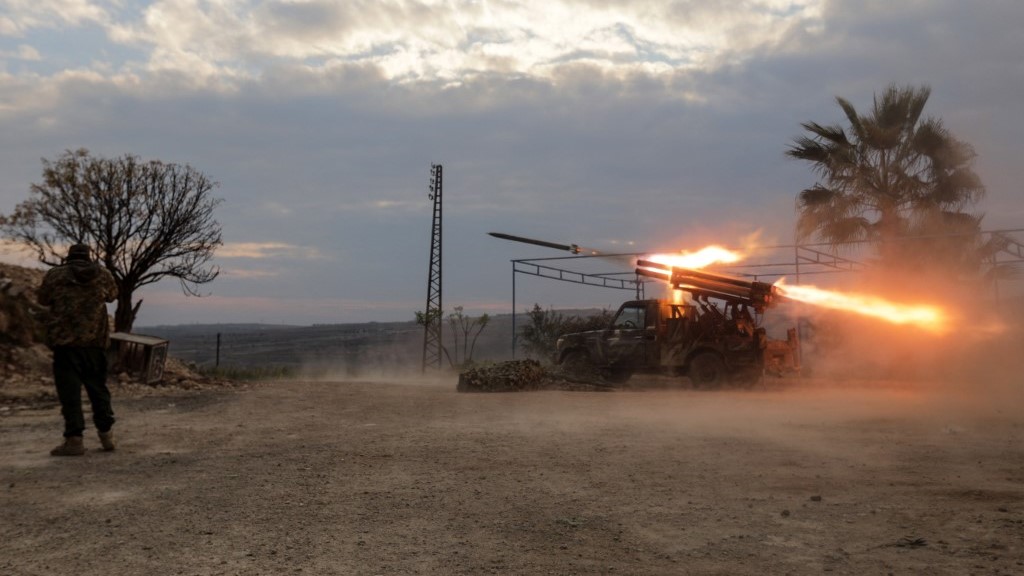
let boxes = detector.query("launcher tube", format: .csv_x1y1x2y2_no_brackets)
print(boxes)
673,276,759,300
673,267,759,290
637,259,776,311
636,259,671,273
635,266,671,281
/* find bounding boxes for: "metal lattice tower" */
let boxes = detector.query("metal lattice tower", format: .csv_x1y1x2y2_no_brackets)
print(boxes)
421,164,443,371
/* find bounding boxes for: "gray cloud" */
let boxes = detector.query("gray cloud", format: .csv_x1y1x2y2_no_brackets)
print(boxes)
1,0,1022,325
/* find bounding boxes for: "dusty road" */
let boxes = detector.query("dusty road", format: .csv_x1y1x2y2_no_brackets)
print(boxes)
2,378,1022,575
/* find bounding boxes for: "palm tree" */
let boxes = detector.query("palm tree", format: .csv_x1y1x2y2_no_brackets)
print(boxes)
787,84,986,274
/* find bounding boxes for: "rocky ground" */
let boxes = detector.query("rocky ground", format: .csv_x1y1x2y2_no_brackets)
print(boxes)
0,347,244,414
2,376,1022,575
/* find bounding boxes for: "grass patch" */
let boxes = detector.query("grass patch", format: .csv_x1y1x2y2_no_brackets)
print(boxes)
196,364,297,381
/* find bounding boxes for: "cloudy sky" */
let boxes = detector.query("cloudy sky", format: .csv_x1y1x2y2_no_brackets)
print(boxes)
1,0,1022,326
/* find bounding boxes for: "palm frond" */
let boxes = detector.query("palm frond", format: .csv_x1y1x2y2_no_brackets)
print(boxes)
785,137,830,163
819,216,872,246
835,97,865,142
904,84,931,128
803,122,849,144
797,185,838,207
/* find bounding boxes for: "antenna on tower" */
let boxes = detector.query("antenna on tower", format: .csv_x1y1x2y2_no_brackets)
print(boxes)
421,163,443,371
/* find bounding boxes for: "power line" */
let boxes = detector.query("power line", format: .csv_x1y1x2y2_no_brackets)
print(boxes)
421,164,443,371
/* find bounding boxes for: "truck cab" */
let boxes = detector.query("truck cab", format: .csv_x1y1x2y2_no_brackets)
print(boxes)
556,298,797,386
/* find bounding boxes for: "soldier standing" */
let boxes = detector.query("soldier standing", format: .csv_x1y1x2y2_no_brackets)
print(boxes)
37,243,119,456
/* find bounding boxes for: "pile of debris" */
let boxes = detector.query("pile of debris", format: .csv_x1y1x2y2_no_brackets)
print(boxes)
457,359,616,392
0,262,45,347
0,261,237,412
1,262,50,405
1,357,243,413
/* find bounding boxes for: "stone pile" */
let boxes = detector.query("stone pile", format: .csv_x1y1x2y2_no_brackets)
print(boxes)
0,262,237,413
457,359,615,393
0,263,45,347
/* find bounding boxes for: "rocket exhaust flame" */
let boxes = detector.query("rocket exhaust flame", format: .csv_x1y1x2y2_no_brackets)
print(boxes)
645,246,744,270
773,278,949,334
637,244,951,334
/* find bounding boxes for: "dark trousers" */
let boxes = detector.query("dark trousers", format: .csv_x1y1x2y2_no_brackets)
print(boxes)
52,346,115,438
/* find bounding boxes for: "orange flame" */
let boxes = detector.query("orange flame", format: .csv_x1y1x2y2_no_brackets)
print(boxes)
647,246,744,270
774,278,949,334
645,245,746,305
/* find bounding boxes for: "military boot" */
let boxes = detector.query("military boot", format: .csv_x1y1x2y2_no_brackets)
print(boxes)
98,430,116,451
50,436,86,456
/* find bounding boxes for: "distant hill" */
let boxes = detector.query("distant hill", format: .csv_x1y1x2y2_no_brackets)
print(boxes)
137,308,612,376
137,314,519,375
142,323,303,332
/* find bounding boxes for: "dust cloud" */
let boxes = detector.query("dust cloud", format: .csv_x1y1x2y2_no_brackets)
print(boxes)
288,257,1022,433
779,262,1023,424
292,337,452,385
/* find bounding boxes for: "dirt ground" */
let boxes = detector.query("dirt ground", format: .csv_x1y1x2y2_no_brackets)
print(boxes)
2,377,1022,576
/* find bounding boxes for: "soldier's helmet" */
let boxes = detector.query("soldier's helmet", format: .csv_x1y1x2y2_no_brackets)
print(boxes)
66,243,92,262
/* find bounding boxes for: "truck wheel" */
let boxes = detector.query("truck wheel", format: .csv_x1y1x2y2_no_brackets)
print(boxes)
561,349,591,371
688,352,725,389
605,366,633,384
731,369,762,389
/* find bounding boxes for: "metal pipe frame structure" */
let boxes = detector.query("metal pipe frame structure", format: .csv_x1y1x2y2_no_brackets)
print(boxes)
511,253,645,358
506,228,1024,358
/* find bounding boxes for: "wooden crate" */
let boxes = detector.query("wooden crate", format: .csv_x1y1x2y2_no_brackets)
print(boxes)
109,332,169,384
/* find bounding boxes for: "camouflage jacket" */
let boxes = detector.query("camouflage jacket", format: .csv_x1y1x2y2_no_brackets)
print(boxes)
37,261,118,348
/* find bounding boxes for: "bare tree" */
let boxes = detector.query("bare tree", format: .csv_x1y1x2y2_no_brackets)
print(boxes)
415,306,490,368
519,304,612,363
446,306,490,367
0,149,223,332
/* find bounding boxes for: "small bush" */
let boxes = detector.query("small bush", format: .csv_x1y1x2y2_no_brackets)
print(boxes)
519,304,612,363
196,364,296,381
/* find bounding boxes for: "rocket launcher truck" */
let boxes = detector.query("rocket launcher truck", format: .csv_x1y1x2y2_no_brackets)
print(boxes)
554,260,800,387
